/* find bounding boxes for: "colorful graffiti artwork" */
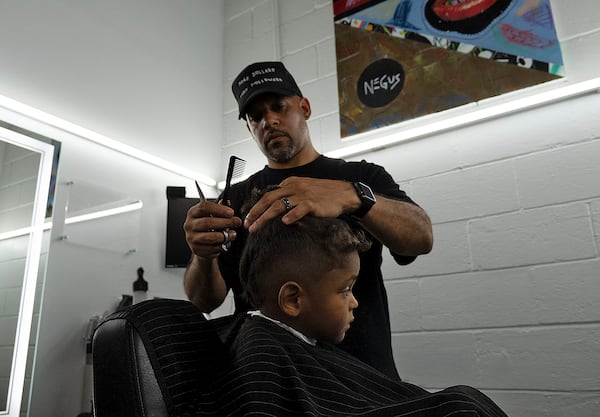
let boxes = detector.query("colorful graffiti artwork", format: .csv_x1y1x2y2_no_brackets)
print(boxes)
334,0,565,138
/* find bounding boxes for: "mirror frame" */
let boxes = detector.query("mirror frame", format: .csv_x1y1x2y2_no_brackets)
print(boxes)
0,126,54,417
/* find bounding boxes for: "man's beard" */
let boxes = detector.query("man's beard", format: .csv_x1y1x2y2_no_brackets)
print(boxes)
265,134,297,163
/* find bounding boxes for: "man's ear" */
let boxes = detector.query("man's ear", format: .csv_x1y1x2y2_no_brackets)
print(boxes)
299,97,311,120
278,281,304,317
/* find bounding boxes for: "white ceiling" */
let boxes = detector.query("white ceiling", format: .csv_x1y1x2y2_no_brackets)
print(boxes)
0,0,225,182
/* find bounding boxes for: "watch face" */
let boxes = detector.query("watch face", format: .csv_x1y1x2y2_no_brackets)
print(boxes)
357,182,376,203
352,182,376,219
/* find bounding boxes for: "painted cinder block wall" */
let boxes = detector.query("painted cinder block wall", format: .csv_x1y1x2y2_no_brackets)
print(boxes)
221,1,600,416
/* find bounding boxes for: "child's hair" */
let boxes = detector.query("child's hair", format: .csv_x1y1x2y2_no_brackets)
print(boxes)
239,187,371,308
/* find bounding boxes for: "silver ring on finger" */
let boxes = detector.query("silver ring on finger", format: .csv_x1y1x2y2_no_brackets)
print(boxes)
281,196,293,212
221,230,230,252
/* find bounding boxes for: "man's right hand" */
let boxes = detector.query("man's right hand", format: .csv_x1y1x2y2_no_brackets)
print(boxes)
184,201,243,259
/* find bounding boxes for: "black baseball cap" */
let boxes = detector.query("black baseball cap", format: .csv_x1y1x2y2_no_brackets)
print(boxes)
232,61,303,119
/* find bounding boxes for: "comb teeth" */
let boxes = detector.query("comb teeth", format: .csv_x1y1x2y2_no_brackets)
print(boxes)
222,155,246,204
230,158,246,178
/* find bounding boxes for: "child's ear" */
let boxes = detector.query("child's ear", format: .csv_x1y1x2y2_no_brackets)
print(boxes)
278,281,304,317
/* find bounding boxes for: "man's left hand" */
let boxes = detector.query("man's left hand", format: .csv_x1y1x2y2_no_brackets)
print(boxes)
243,176,360,233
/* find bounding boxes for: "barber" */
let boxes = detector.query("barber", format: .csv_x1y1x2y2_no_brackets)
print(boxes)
184,61,433,380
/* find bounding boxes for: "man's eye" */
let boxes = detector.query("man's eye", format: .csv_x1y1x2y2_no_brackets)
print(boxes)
247,112,262,122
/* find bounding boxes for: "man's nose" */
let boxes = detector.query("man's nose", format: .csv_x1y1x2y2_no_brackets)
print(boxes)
263,109,279,128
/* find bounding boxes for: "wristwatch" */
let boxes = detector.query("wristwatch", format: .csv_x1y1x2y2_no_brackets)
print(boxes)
351,182,376,220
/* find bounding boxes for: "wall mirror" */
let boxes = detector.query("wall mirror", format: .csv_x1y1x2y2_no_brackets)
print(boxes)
0,122,58,417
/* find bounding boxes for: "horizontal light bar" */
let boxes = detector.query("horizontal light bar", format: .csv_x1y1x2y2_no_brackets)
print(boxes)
0,200,143,241
0,226,39,241
0,95,216,186
64,200,143,224
327,77,600,159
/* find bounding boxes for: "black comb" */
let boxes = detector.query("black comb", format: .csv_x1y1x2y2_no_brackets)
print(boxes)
221,155,246,205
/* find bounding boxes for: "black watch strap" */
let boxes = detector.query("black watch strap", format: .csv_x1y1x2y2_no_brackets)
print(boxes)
351,182,376,219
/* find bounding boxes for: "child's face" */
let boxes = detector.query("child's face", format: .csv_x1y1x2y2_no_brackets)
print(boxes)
300,252,360,344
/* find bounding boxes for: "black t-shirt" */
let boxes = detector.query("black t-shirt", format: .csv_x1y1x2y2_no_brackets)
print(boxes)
218,155,416,380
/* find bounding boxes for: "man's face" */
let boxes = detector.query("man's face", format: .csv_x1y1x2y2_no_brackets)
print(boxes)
244,93,311,164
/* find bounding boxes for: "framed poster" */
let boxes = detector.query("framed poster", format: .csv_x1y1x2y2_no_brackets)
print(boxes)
334,0,565,138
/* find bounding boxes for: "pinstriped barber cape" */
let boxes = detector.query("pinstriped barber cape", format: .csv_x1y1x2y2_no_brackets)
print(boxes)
114,299,508,417
191,318,508,416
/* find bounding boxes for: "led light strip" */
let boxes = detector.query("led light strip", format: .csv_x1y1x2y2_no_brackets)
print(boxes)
0,95,216,186
0,200,143,241
327,77,600,159
64,200,143,224
2,127,54,417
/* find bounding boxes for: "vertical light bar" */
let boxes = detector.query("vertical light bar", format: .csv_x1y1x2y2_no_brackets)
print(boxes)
0,127,54,417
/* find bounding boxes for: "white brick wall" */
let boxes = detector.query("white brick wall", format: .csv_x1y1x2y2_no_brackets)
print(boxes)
223,1,600,415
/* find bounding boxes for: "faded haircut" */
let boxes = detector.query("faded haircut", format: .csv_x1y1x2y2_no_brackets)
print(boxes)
239,187,371,308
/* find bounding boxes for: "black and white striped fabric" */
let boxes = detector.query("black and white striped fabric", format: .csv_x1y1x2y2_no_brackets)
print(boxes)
109,300,507,417
190,316,508,416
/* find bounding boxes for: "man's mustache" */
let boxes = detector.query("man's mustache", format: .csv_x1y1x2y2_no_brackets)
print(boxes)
266,129,290,143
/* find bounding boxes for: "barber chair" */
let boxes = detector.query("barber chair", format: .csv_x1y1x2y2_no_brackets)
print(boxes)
92,298,236,417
